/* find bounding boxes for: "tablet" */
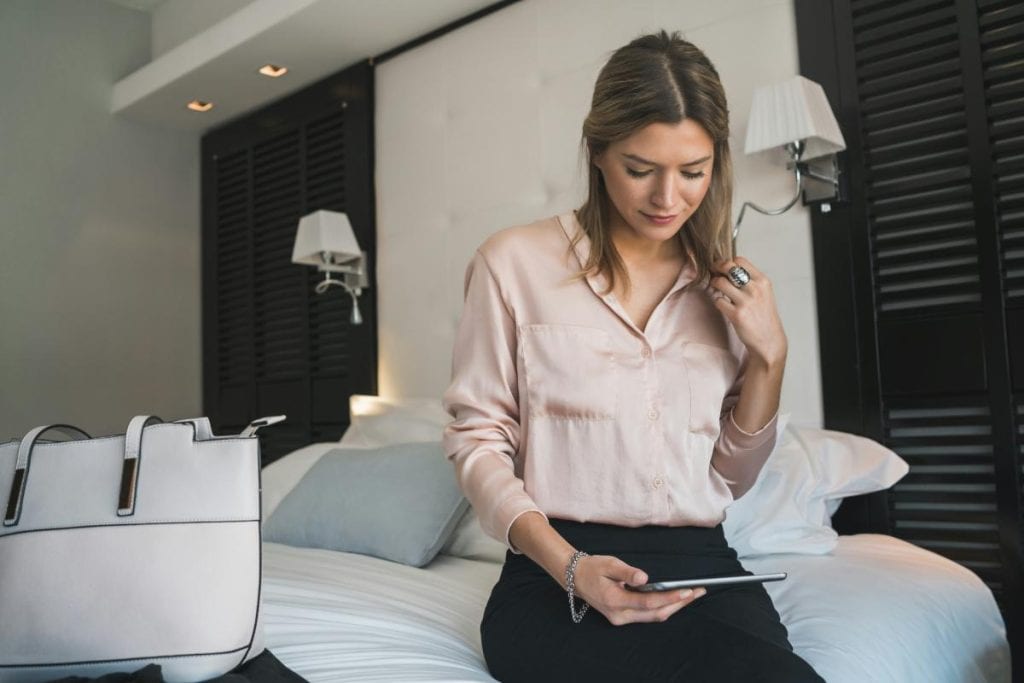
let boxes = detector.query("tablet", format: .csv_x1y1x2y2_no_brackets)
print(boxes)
625,572,787,592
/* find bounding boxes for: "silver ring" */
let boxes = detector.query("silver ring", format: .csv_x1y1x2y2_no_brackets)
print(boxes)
727,265,751,288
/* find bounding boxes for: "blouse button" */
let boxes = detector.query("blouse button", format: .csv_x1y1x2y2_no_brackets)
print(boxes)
652,476,664,489
641,347,652,359
648,408,659,421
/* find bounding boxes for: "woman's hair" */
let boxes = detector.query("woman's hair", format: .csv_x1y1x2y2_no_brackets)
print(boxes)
574,30,733,295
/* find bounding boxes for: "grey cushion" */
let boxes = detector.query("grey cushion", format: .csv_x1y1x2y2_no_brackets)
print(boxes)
263,442,468,567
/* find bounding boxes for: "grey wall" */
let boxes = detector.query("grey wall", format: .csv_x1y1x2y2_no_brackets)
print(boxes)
0,0,201,439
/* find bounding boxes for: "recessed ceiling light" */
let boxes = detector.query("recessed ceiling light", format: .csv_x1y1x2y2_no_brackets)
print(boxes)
259,64,288,78
187,100,213,112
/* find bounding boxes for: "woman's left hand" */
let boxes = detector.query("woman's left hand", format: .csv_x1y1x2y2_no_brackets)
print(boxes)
708,256,788,368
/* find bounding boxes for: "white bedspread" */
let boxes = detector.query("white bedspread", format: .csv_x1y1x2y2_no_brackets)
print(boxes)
262,536,1010,683
742,535,1009,683
263,543,500,682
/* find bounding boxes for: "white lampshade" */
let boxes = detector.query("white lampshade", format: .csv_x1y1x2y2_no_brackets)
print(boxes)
744,75,846,160
292,210,362,270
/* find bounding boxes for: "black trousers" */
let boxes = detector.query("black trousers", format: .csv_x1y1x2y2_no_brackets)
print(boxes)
481,519,825,683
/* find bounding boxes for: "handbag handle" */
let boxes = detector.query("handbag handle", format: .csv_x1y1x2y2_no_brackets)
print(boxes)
117,415,163,517
4,424,92,527
6,414,281,525
118,415,285,516
3,416,159,526
117,415,277,516
176,417,213,440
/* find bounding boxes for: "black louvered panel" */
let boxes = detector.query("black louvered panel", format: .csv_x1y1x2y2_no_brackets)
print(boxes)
308,290,351,375
310,423,346,444
203,61,375,467
852,0,984,313
306,112,347,209
304,112,352,380
800,0,1024,660
884,400,1005,599
252,131,307,383
978,0,1024,300
1018,399,1024,542
1018,398,1024,562
214,150,253,390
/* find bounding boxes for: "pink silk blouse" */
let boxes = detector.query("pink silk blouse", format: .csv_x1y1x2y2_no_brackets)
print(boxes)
442,211,779,552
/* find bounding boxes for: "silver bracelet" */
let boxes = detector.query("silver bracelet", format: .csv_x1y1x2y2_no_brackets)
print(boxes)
565,550,590,624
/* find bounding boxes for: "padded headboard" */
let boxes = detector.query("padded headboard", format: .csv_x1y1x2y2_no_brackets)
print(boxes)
374,0,824,428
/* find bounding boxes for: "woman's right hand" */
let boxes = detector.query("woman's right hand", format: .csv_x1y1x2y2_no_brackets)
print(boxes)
572,555,706,625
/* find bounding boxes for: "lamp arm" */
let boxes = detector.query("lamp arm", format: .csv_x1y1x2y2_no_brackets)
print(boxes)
312,271,364,325
314,273,347,294
732,164,805,241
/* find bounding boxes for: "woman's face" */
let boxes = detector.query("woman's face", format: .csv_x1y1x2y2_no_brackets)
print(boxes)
592,119,715,247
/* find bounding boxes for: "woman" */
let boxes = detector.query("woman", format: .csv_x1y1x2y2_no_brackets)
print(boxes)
442,30,824,682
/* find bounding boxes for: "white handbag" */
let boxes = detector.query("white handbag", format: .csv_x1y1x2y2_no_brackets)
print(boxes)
0,414,282,683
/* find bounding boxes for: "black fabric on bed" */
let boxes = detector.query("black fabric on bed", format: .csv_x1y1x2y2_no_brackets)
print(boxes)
44,650,307,683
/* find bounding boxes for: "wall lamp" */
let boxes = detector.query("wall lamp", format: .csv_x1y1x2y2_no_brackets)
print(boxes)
734,75,847,240
291,210,369,325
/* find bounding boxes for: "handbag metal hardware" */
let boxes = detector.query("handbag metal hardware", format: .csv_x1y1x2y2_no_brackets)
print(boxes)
240,415,287,437
3,424,92,527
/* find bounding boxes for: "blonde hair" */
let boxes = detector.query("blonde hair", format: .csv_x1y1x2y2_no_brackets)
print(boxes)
573,30,734,295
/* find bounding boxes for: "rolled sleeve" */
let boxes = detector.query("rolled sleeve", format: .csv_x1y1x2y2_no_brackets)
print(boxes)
442,251,544,554
720,407,779,451
710,348,779,499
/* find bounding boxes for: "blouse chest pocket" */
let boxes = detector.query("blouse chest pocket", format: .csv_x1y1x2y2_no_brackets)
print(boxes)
682,342,739,437
520,324,618,420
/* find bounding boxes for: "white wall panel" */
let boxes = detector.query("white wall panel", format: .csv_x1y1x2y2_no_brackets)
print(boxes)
376,0,824,428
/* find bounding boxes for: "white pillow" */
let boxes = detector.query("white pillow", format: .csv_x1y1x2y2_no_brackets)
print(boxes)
342,394,451,447
442,509,507,564
722,416,909,557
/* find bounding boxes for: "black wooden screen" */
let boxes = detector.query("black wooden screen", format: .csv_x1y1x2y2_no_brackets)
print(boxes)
201,60,377,464
795,0,1022,663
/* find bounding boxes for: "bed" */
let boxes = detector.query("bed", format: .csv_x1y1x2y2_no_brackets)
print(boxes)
258,398,1012,683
